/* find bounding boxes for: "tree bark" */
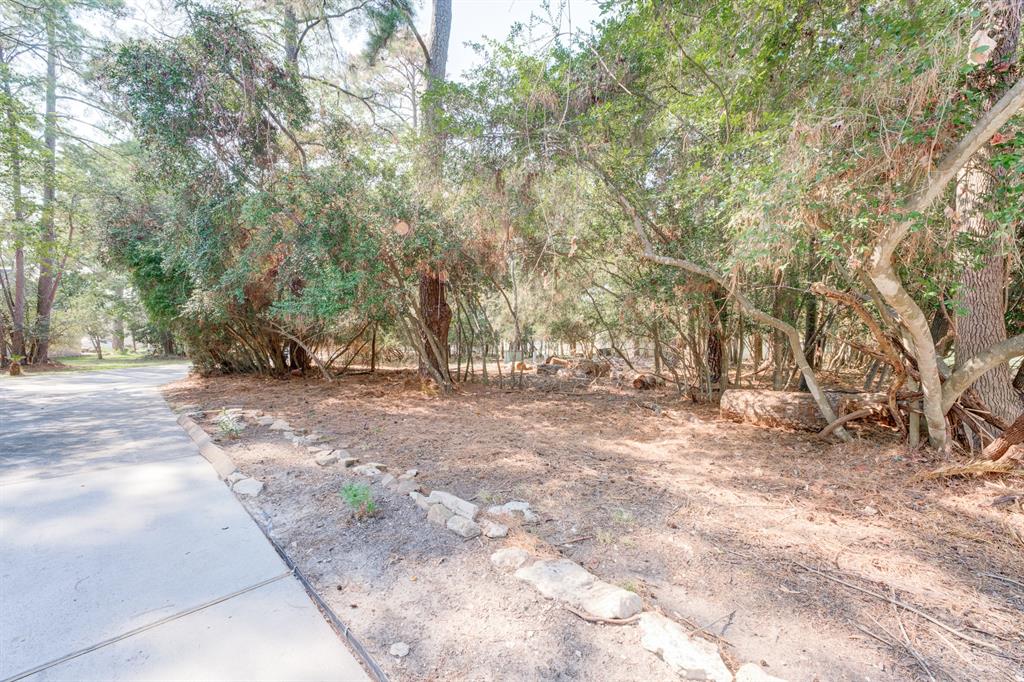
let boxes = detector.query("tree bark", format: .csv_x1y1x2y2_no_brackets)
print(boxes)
33,17,58,364
1,51,26,359
867,75,1024,450
953,0,1023,425
418,271,451,378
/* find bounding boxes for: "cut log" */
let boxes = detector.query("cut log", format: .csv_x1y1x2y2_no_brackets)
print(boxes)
537,364,561,376
545,356,571,366
983,413,1024,461
720,389,889,432
632,373,664,390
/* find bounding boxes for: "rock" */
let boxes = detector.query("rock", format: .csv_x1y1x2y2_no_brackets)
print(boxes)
638,613,731,682
352,464,382,477
339,457,359,468
490,548,531,570
427,503,454,526
366,462,388,471
226,471,246,484
232,478,264,497
481,520,509,538
269,420,290,430
380,473,396,488
428,491,479,520
395,479,420,495
514,559,596,603
578,582,643,620
446,515,482,538
316,453,338,466
398,469,418,481
735,663,788,682
487,500,539,524
389,642,410,658
256,416,275,426
410,491,432,511
305,433,325,443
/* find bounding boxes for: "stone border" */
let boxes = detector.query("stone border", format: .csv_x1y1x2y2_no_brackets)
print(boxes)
183,408,789,682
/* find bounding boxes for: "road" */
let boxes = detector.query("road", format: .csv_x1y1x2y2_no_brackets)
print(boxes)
0,365,369,681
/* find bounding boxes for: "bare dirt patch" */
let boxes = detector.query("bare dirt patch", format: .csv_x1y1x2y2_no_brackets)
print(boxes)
165,370,1024,682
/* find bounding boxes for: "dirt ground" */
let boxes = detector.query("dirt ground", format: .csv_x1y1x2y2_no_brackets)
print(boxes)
164,369,1024,682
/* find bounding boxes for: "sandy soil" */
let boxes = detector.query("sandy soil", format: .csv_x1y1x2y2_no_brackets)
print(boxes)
164,369,1024,682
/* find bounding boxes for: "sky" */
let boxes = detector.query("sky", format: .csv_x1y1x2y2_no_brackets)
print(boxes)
442,0,604,79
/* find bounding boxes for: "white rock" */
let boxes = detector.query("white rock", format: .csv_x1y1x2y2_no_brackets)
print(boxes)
481,520,509,538
427,503,454,526
398,469,418,481
366,462,388,471
735,663,788,682
395,479,420,495
256,416,275,426
487,500,539,524
578,582,642,620
446,515,482,538
380,473,396,488
638,612,731,682
389,642,410,658
269,420,290,430
339,457,359,468
514,559,595,603
491,548,531,570
232,478,264,497
316,453,338,466
428,491,479,520
410,491,432,511
226,471,246,484
352,464,382,477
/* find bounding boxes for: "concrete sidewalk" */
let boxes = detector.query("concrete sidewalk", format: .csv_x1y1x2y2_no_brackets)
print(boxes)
0,366,369,681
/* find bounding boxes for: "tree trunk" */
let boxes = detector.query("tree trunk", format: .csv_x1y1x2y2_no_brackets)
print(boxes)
33,17,58,364
953,0,1024,425
414,0,452,383
112,284,125,352
1,50,27,360
418,271,451,379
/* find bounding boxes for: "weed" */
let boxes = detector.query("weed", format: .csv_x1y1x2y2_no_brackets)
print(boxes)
217,410,243,439
596,529,615,545
339,482,377,517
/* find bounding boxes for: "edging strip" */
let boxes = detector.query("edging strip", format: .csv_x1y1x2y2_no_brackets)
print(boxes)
177,414,236,479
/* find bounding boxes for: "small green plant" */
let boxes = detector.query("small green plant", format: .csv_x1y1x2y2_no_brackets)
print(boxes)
596,529,615,545
618,580,639,594
339,482,376,517
217,410,243,439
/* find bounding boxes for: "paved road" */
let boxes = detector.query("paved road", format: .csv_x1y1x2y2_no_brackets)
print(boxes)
0,366,369,681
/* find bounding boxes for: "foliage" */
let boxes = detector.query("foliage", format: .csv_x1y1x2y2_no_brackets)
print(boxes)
338,481,376,517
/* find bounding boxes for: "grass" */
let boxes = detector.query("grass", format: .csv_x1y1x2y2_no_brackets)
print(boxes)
37,352,188,373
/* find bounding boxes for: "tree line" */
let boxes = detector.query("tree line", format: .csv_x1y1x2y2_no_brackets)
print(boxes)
1,0,1022,454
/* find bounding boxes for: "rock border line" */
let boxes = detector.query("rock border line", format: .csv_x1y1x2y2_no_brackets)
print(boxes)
175,413,388,682
181,408,789,682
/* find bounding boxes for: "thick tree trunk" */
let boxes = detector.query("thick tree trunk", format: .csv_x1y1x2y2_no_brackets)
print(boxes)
953,0,1023,425
418,271,451,379
34,18,58,364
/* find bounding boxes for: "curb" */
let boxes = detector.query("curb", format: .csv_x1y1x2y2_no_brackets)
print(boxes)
174,412,389,682
176,415,237,479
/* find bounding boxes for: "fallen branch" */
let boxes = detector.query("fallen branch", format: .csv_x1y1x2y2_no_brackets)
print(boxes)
819,407,876,438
